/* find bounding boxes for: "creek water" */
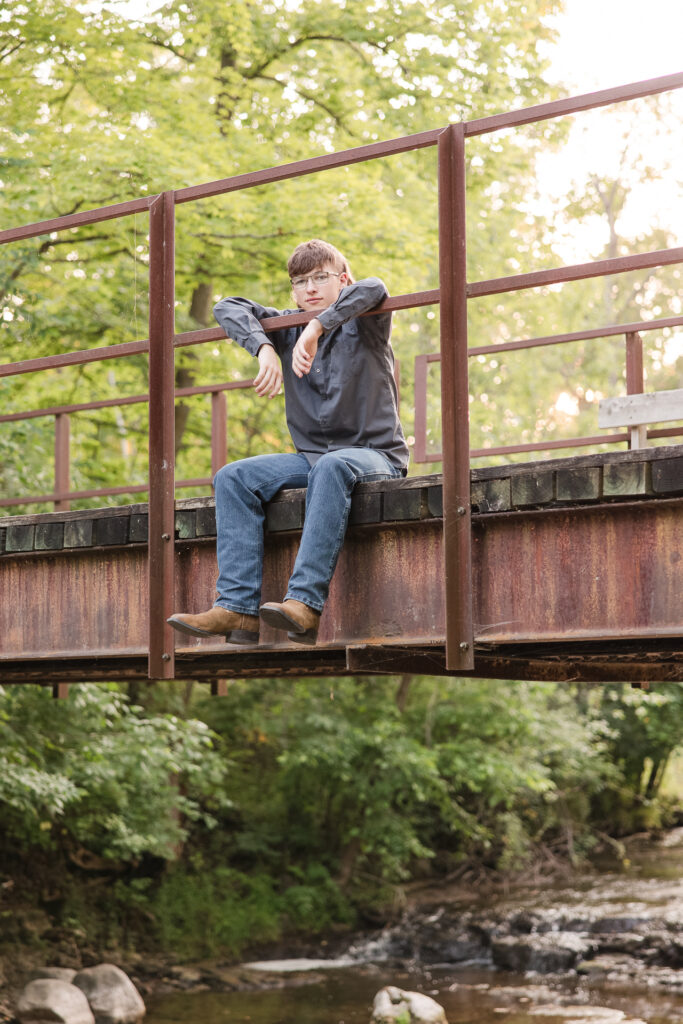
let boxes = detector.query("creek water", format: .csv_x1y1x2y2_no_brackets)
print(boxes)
145,964,683,1024
146,832,683,1024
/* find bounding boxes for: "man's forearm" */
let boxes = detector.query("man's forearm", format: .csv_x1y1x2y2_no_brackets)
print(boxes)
316,278,387,333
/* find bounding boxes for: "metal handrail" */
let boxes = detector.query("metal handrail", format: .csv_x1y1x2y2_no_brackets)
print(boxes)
413,313,683,463
2,70,682,677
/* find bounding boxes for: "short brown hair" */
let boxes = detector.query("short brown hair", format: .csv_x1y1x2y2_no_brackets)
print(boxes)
287,239,354,283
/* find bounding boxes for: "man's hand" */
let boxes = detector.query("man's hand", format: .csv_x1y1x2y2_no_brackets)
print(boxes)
254,344,283,398
292,318,323,378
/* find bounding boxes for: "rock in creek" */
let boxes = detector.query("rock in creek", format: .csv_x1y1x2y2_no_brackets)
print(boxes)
72,964,145,1024
491,932,593,973
372,986,447,1024
17,964,145,1024
350,864,683,986
17,979,95,1024
27,969,77,984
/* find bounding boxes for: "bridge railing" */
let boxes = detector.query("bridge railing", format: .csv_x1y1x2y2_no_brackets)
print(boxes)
414,319,683,464
1,72,683,678
0,379,252,511
0,360,401,513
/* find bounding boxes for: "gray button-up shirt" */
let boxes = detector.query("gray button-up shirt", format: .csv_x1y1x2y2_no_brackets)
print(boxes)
213,278,409,472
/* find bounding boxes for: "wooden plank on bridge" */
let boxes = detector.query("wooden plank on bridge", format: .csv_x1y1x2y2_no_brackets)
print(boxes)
598,388,683,428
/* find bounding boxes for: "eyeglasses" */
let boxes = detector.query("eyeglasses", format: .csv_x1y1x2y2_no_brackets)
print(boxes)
290,271,343,290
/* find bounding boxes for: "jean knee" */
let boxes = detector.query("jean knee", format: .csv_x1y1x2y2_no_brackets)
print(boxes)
214,459,248,491
310,451,356,485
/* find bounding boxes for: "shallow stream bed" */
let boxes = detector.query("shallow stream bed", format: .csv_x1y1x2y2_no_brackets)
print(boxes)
145,830,683,1024
146,963,683,1024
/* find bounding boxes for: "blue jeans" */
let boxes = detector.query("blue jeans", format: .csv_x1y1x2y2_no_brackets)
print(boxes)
213,448,401,615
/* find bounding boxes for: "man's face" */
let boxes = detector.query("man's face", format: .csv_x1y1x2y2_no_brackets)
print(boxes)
291,262,348,312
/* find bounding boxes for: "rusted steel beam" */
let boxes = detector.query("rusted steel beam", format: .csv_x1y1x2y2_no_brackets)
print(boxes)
0,196,153,246
438,123,474,671
0,339,149,381
4,73,680,248
413,354,430,464
211,391,228,477
625,331,646,448
172,290,441,350
174,129,443,205
469,246,683,299
0,289,436,382
471,434,628,458
471,656,683,684
415,431,681,467
0,379,253,425
0,646,678,684
468,314,683,357
147,191,176,680
465,71,683,137
1,493,681,682
54,413,70,512
626,331,645,394
344,642,683,683
472,501,683,648
0,483,150,510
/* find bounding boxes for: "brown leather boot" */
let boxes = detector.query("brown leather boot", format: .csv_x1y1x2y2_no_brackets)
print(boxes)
167,607,259,645
259,599,321,646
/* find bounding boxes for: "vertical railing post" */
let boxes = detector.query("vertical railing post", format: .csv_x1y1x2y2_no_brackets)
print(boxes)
438,123,474,672
54,412,71,511
625,331,646,448
211,390,228,478
148,191,176,679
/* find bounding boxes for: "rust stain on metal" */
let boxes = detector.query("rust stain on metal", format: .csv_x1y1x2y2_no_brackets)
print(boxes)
0,548,149,658
473,503,682,642
1,498,681,678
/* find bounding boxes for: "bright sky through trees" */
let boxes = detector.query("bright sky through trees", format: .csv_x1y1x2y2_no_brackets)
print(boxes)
539,0,683,249
537,0,683,369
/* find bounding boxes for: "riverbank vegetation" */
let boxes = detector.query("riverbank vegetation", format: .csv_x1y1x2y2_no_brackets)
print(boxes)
2,0,682,972
0,679,681,960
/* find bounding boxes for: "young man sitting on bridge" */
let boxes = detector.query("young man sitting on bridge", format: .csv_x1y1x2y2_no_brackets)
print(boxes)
167,239,409,647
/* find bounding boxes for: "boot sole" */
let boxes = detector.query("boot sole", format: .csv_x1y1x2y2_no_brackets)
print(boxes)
166,617,258,645
259,606,319,645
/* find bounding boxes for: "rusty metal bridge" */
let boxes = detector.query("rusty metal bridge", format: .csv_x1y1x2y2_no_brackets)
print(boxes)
1,74,682,688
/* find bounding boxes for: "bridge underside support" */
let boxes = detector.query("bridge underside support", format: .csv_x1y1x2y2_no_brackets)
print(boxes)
0,638,681,685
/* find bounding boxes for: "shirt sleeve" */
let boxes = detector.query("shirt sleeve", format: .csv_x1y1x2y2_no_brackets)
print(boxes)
315,278,389,334
213,296,285,357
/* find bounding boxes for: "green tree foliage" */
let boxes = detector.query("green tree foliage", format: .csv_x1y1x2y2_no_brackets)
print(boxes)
1,0,681,963
0,684,230,859
593,685,683,829
197,678,614,901
1,0,564,507
0,677,679,957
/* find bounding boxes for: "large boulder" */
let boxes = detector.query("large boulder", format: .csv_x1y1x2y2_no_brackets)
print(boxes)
72,965,145,1024
17,979,95,1024
28,969,77,984
372,986,447,1024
